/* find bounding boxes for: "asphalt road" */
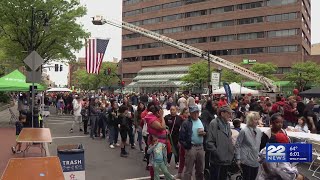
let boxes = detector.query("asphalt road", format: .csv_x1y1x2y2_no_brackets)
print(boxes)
45,112,315,180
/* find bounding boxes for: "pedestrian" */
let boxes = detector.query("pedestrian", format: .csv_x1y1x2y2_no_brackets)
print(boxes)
89,98,101,139
206,105,235,180
235,111,262,180
294,116,309,133
81,98,89,135
134,102,145,152
118,105,130,157
179,105,205,180
11,114,27,154
164,105,183,168
147,135,174,180
70,96,82,133
107,100,120,148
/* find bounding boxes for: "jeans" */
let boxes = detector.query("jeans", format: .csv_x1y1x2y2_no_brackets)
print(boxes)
109,125,119,145
241,164,259,180
210,164,229,180
129,125,135,146
153,162,173,180
90,116,98,138
184,146,204,180
137,127,143,150
178,145,185,174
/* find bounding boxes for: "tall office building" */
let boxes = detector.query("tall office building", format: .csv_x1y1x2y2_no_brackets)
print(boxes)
122,0,311,84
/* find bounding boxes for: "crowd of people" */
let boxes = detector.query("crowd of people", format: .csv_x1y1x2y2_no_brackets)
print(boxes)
19,91,319,180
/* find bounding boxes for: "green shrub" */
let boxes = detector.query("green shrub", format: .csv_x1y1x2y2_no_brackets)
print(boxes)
0,92,10,103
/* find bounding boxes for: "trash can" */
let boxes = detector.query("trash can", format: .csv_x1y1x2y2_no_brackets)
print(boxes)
57,144,85,180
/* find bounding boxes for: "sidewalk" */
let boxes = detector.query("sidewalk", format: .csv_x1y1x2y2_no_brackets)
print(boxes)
0,104,47,176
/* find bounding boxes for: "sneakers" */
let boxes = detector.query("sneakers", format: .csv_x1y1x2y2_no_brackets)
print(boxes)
11,147,16,154
110,144,115,149
80,129,83,132
120,152,128,157
175,162,179,169
115,143,120,147
131,145,135,149
16,150,22,154
69,129,73,133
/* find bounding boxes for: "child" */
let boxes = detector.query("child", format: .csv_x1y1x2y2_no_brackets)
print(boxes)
232,118,241,132
295,117,309,133
11,114,26,154
147,135,174,180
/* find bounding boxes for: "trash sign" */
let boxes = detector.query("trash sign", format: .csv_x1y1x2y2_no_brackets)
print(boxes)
57,144,85,180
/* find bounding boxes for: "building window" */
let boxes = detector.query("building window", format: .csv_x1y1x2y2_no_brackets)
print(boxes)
162,1,182,9
237,32,264,40
267,29,298,37
211,20,234,28
185,24,207,31
141,42,162,49
210,35,236,42
210,6,234,14
162,53,183,59
237,1,263,10
267,12,297,22
123,0,141,5
142,5,161,13
238,16,263,25
163,14,182,22
123,73,137,78
123,45,140,51
142,17,161,25
266,0,297,6
239,47,265,54
163,27,183,34
184,37,207,44
211,49,237,56
268,45,298,53
123,33,140,39
184,0,206,4
124,9,141,17
142,55,160,61
185,10,207,18
185,53,198,58
123,57,140,62
131,21,142,26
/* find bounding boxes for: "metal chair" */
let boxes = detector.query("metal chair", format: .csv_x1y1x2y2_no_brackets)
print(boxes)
308,140,320,179
8,108,18,125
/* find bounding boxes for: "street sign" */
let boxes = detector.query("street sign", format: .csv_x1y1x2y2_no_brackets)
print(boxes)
23,51,44,71
211,72,220,91
242,58,257,65
26,71,42,83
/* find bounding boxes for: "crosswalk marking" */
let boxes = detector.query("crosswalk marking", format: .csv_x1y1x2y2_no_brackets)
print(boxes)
52,135,88,140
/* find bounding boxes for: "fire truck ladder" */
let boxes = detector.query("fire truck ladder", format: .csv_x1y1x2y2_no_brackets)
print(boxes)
93,17,277,92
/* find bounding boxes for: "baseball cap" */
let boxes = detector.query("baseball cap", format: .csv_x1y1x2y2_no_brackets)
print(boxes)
219,105,234,113
189,105,199,113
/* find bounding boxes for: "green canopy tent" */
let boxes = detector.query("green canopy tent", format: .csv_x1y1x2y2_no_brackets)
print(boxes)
0,70,45,91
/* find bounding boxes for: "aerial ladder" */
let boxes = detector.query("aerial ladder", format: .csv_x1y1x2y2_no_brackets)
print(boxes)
92,16,278,92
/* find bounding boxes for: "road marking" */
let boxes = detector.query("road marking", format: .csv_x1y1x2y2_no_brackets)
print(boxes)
53,135,88,140
47,122,73,124
124,175,165,180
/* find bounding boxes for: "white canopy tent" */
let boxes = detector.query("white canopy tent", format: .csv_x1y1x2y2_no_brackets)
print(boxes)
46,87,72,92
212,82,259,95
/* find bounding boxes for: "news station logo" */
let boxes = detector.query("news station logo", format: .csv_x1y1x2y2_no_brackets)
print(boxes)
266,143,313,163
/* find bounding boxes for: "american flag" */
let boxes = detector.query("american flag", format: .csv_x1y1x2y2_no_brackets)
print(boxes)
85,38,109,74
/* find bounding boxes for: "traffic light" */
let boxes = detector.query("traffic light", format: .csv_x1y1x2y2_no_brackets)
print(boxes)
55,64,58,72
60,65,63,71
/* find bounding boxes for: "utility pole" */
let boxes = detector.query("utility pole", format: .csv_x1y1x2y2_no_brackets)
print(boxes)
207,51,211,95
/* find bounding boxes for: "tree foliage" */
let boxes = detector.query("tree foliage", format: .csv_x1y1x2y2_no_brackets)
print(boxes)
181,61,211,89
221,68,245,83
0,0,89,67
72,62,119,91
250,63,278,80
285,61,320,91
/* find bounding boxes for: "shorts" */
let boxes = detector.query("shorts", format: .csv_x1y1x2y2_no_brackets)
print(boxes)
120,129,128,142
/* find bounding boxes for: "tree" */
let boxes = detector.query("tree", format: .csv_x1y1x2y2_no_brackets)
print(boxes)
221,68,245,83
72,62,119,91
285,61,320,91
250,63,278,80
0,0,89,67
181,61,211,89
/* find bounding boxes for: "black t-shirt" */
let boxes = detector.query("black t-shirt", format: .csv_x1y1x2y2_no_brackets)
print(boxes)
164,114,183,136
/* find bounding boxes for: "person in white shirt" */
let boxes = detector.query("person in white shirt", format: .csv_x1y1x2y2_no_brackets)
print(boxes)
294,117,309,133
70,96,83,133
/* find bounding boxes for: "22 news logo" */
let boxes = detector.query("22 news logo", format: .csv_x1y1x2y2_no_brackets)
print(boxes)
267,144,286,161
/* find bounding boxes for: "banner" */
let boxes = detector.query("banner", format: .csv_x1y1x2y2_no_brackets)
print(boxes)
266,143,312,162
211,72,220,91
223,82,232,104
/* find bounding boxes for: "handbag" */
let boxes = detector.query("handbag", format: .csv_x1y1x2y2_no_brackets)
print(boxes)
142,121,148,136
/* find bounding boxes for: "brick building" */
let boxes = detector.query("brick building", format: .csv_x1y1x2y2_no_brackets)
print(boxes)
122,0,311,84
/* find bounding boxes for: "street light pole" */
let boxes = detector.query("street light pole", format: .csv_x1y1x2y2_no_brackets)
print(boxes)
207,51,211,95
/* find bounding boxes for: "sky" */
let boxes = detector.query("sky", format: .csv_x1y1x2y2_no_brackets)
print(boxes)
48,0,320,86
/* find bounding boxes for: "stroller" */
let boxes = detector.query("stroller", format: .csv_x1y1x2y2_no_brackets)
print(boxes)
227,158,243,180
204,155,243,180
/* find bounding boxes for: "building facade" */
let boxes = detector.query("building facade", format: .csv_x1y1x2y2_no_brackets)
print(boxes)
122,0,311,83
